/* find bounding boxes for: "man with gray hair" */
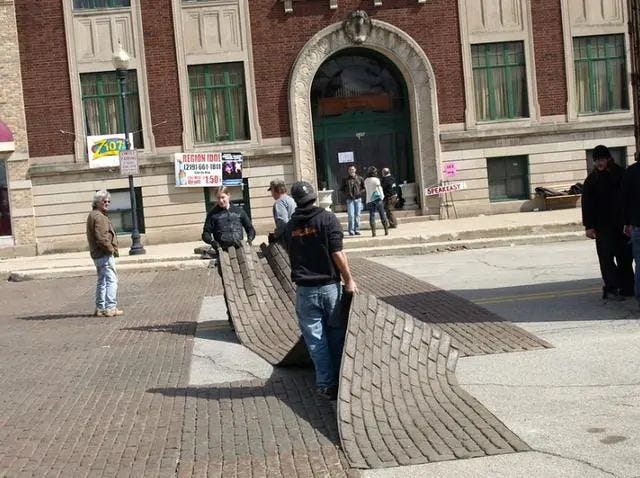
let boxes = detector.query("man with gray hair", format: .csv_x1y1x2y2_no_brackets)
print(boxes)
86,190,123,317
268,178,296,242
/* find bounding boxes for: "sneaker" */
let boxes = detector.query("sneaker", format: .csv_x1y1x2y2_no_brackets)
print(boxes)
602,288,624,302
348,231,354,236
94,308,106,317
354,231,361,235
104,308,124,317
316,384,338,400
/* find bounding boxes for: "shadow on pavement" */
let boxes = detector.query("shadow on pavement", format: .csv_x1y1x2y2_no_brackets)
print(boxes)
120,321,197,336
16,313,95,321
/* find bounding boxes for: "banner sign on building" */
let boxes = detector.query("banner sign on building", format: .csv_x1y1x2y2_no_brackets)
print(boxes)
221,152,243,186
88,134,129,169
174,152,223,187
424,182,467,196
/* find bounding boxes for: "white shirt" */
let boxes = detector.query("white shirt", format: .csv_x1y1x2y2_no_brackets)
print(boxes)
364,177,384,203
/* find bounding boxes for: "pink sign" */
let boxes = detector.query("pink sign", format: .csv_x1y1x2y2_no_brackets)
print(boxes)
443,162,457,177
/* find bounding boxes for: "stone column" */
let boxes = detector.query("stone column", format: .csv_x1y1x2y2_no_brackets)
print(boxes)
0,0,37,256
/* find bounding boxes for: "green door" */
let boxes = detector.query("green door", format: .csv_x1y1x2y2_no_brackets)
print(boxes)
311,49,414,208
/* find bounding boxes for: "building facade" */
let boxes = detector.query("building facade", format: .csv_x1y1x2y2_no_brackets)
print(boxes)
1,0,635,255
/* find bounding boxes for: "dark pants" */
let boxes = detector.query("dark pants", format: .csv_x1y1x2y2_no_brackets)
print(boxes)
595,229,635,294
383,195,397,228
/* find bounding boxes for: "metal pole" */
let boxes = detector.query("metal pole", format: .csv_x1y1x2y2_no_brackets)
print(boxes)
629,0,640,161
117,68,146,255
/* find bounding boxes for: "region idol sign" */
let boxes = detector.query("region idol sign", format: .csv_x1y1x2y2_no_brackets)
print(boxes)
174,152,243,187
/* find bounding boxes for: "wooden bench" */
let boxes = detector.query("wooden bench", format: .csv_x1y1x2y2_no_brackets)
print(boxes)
536,185,582,211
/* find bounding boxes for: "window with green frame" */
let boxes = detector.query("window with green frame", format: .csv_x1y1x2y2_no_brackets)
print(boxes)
573,34,629,114
487,156,529,201
188,63,249,144
73,0,130,9
80,71,143,148
108,188,145,234
471,42,529,121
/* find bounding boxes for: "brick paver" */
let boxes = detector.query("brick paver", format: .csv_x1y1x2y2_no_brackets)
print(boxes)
351,258,552,356
218,244,309,366
0,270,218,477
338,293,529,469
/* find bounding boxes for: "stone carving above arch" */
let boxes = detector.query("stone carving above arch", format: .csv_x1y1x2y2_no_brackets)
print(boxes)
288,19,440,214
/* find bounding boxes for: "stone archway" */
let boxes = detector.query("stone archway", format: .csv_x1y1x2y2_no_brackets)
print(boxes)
289,19,441,214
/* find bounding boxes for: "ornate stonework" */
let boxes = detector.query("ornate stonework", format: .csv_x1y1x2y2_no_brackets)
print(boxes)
288,20,440,213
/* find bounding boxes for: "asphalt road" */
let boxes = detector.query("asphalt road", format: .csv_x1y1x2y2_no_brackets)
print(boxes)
366,241,640,478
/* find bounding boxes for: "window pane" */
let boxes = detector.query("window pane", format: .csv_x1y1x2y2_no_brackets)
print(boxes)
108,188,145,234
73,0,130,9
487,156,528,201
472,41,528,121
188,62,250,144
80,71,143,148
573,34,628,114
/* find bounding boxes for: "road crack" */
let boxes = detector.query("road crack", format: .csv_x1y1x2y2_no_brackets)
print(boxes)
532,449,619,477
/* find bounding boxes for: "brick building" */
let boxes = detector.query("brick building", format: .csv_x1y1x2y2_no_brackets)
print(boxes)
0,0,635,255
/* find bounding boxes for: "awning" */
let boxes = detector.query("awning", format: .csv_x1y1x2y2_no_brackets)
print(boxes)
0,121,14,152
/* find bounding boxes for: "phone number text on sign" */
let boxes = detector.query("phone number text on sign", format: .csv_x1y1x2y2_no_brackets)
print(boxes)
174,152,223,187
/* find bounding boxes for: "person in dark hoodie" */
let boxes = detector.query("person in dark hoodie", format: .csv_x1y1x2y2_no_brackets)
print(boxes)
282,181,358,400
202,186,256,251
623,152,640,307
582,145,634,301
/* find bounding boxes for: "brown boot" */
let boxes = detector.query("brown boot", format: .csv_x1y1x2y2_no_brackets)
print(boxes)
370,223,376,237
383,221,389,236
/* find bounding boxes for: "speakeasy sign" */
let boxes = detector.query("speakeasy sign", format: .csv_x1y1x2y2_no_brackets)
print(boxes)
424,182,467,196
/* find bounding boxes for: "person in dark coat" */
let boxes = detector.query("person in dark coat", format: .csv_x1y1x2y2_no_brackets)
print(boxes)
202,186,255,250
623,153,640,307
380,168,398,228
582,145,634,301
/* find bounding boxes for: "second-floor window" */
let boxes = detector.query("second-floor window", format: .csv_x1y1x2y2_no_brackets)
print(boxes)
573,34,628,114
188,63,249,144
81,71,143,148
472,41,529,121
73,0,130,9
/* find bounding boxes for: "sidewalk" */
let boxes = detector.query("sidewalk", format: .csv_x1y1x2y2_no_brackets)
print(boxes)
0,208,585,281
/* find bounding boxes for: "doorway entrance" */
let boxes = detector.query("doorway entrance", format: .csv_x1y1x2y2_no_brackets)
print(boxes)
311,48,414,209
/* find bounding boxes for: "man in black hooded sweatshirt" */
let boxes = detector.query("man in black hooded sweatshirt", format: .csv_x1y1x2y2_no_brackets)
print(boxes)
582,145,634,301
282,181,358,400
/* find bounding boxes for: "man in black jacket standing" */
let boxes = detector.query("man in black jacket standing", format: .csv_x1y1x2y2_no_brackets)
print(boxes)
282,181,357,400
381,168,398,228
623,154,640,307
202,186,256,251
582,145,634,301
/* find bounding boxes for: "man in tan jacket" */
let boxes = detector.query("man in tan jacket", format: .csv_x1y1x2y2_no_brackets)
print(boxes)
86,190,123,317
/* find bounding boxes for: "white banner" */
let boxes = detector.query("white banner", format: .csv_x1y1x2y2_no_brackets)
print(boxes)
424,182,467,196
88,134,129,169
174,152,223,187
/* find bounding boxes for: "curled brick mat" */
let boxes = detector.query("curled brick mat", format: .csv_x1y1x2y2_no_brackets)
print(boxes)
350,258,552,356
218,245,309,366
337,293,529,469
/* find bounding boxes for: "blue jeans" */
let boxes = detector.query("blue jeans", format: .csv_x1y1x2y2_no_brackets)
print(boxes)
632,227,640,303
94,254,118,310
346,198,362,234
295,283,346,388
367,199,387,225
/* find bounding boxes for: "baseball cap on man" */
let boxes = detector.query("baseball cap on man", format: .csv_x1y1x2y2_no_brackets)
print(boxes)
267,179,286,192
290,181,317,206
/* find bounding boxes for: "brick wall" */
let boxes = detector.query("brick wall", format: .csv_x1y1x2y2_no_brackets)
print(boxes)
531,0,567,117
140,0,182,148
248,0,465,138
14,1,74,158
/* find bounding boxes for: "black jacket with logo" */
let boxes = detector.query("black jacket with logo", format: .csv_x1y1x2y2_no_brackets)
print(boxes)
582,162,625,231
202,204,255,249
282,205,344,286
381,175,397,198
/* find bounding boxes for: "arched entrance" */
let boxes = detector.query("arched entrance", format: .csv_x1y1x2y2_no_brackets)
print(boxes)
311,48,414,208
289,19,441,215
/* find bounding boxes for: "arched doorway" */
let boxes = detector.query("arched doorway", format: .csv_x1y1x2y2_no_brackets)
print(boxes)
311,49,414,208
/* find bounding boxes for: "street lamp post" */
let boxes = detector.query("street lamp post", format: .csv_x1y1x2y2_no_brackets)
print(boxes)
113,44,145,255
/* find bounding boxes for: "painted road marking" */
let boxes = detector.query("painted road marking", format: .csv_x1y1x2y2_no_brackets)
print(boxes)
474,287,600,305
